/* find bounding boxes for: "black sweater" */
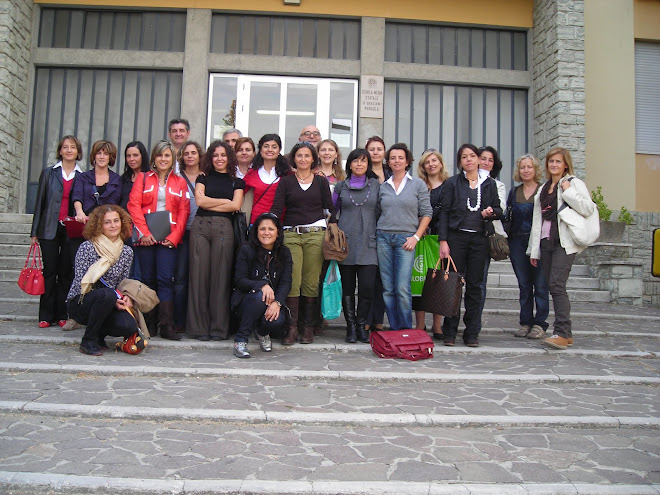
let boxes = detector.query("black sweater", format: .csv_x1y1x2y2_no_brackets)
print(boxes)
437,173,502,241
270,174,336,226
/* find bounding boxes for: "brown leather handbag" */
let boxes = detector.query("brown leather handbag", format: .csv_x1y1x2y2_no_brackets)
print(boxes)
419,255,464,317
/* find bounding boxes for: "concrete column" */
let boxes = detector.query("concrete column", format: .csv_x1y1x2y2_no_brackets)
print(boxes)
180,9,211,145
358,17,385,147
532,0,586,177
0,0,33,213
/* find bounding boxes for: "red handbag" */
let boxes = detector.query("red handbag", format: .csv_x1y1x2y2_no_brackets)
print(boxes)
370,329,434,361
18,244,45,295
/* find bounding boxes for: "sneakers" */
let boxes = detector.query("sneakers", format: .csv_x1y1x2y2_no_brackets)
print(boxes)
259,335,272,352
514,325,531,338
543,334,570,350
526,325,546,340
233,342,250,358
566,337,574,347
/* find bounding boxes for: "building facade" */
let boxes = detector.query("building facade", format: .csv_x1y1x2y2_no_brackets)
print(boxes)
1,0,659,303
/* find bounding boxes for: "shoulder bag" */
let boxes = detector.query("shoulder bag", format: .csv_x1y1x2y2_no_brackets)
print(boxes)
18,244,45,295
420,255,464,317
557,178,600,247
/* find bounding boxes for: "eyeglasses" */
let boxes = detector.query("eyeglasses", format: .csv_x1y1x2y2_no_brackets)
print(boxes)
300,131,321,139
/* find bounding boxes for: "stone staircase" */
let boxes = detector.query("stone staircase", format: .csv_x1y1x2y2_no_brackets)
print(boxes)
2,213,659,495
0,213,611,303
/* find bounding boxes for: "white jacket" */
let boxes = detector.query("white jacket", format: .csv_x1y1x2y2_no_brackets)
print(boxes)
527,175,596,258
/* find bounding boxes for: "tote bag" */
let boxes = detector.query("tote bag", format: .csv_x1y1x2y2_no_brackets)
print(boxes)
419,255,464,317
411,235,439,296
321,260,342,320
18,244,45,295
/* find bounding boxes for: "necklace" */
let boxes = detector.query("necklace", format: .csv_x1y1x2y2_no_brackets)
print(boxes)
347,181,371,207
466,182,481,212
296,170,313,183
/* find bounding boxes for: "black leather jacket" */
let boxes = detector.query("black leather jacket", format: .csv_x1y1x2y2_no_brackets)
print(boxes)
437,172,503,240
31,166,76,240
231,242,293,309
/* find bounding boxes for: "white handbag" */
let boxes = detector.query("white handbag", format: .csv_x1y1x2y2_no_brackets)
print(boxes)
557,200,600,247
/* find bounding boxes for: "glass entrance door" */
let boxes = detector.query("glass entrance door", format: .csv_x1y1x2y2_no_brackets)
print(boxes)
207,74,357,160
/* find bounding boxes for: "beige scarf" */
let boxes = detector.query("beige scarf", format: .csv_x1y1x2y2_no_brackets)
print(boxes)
80,234,125,296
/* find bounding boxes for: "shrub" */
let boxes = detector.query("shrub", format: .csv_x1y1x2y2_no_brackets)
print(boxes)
591,186,612,222
617,206,634,225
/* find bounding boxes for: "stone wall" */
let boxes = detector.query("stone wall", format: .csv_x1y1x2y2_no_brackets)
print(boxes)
0,0,32,213
627,212,660,306
532,0,586,177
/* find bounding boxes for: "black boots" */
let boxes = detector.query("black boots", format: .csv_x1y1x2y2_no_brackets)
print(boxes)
355,296,370,343
342,296,357,343
300,296,317,344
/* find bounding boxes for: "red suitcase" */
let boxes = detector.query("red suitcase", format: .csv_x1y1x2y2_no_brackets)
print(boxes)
370,329,434,361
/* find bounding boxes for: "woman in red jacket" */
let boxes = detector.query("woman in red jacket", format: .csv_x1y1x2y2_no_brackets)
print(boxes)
128,140,190,340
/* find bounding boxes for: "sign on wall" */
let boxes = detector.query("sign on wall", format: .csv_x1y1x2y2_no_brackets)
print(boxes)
360,75,384,119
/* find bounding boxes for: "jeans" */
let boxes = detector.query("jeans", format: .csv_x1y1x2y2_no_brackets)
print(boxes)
135,244,177,302
174,230,190,328
540,237,576,338
509,234,549,330
441,230,489,342
234,290,287,343
376,231,415,330
67,288,136,346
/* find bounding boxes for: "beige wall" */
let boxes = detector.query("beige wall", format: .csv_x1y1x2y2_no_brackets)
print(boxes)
35,0,533,27
636,155,660,212
634,0,660,40
584,0,636,213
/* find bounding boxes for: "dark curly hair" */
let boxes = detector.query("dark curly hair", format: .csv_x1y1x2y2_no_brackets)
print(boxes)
385,143,413,171
83,204,132,241
202,140,237,177
479,145,503,179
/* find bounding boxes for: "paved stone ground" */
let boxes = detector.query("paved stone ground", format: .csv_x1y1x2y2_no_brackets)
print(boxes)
0,302,659,494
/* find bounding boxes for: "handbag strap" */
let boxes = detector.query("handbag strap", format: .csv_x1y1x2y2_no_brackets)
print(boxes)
24,244,34,269
440,255,459,275
34,244,43,270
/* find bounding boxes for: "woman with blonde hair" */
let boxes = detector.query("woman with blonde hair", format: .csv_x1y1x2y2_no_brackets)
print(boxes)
509,154,549,339
128,140,190,340
413,149,449,338
528,147,596,350
66,205,136,355
316,139,345,192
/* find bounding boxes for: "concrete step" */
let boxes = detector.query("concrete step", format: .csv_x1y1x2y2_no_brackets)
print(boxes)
0,213,33,224
488,260,591,276
0,222,31,234
486,286,611,302
0,326,658,494
0,244,33,257
0,256,32,270
0,270,22,282
0,233,31,245
486,272,601,289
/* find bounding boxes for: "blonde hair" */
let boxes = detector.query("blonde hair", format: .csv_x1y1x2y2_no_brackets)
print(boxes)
417,150,448,189
545,147,574,180
316,139,345,180
513,154,543,183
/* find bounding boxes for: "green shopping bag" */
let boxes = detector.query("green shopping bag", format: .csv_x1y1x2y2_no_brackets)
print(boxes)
321,260,342,320
411,235,440,296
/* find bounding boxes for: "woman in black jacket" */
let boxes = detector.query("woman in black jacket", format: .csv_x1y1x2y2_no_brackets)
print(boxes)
437,143,502,347
231,212,293,358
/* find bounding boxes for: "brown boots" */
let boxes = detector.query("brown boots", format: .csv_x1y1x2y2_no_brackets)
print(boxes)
157,301,181,341
282,297,299,345
282,296,318,345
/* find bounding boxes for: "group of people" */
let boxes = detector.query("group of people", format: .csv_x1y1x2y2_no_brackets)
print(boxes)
31,118,594,357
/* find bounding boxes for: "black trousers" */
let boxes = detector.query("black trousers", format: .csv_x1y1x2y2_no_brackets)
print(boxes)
38,223,72,322
442,230,489,342
234,290,286,343
67,288,136,346
339,264,378,321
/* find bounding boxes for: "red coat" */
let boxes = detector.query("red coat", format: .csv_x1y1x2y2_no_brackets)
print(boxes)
127,171,190,247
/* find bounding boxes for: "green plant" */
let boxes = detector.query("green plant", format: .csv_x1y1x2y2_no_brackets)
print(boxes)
617,206,634,225
591,186,612,222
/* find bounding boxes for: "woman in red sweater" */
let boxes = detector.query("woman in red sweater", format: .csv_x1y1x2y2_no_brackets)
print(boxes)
128,140,190,340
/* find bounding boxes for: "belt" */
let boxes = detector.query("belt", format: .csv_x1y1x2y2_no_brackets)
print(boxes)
283,226,327,234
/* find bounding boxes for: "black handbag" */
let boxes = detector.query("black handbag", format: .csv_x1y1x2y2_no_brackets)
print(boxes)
420,255,464,317
232,211,249,252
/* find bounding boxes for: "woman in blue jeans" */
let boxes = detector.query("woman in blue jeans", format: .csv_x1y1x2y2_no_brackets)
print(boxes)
509,154,549,339
376,143,432,330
